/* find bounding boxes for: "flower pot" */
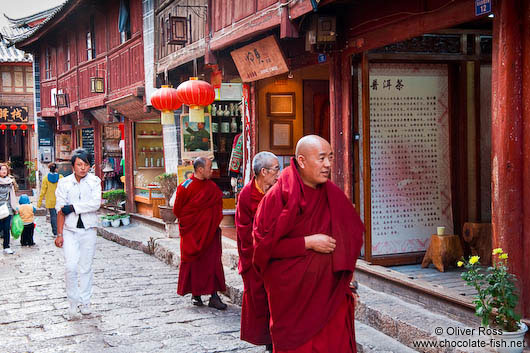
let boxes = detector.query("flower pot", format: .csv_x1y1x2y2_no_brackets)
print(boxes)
111,219,121,228
491,322,528,353
121,216,130,226
101,219,111,227
158,205,176,223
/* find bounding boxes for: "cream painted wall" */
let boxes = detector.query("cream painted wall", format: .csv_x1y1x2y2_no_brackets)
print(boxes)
257,63,330,155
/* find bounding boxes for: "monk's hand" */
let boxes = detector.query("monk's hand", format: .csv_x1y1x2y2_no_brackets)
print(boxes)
305,234,336,253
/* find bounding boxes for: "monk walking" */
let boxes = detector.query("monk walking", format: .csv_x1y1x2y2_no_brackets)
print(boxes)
173,157,227,310
253,135,364,352
235,151,280,351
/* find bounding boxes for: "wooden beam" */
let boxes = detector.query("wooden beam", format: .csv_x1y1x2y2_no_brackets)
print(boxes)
521,0,530,319
361,52,372,261
491,0,525,314
329,54,344,190
343,0,478,57
124,118,136,213
341,54,353,200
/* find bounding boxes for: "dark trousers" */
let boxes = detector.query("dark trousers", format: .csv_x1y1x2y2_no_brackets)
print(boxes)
48,208,57,236
0,215,12,249
21,223,35,246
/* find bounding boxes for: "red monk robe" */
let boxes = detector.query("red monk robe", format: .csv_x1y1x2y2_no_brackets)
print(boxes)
236,178,270,345
253,158,364,352
173,175,226,296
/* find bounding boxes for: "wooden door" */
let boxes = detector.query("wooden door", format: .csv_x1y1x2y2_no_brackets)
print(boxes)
303,80,330,141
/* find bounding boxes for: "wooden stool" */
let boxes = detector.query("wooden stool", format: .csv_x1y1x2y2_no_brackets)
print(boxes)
462,222,492,266
421,234,464,272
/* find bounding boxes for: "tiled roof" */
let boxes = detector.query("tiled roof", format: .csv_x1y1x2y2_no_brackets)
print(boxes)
0,37,32,63
0,2,69,45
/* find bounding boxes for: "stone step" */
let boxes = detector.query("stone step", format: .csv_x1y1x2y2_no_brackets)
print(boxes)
356,284,495,353
355,321,419,353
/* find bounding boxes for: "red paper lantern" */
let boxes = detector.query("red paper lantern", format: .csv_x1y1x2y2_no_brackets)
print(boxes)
10,125,17,135
176,77,215,122
150,85,182,125
20,124,27,136
0,124,6,135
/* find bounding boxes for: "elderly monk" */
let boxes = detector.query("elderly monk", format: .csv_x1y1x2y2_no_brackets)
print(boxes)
253,135,364,352
235,151,280,351
173,156,227,310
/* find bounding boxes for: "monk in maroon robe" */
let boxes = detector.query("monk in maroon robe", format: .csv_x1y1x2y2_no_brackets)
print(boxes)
173,157,227,310
236,152,281,350
253,135,364,352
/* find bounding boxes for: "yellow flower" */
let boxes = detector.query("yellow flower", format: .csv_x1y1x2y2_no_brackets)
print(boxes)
457,261,464,267
499,253,508,260
469,256,480,265
492,248,503,255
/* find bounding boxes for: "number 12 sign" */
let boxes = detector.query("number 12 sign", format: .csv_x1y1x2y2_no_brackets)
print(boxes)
475,0,491,16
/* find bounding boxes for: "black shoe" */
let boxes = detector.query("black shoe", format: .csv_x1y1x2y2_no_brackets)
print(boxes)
192,296,203,306
208,293,227,310
265,344,273,352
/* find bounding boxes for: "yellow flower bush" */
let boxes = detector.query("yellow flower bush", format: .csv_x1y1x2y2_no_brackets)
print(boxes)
459,249,521,332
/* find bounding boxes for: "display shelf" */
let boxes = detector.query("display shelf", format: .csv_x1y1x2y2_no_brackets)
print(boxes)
137,135,163,139
137,167,165,170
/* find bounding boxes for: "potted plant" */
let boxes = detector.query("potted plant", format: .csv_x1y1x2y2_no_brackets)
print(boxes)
155,173,178,223
100,215,111,227
459,249,528,353
102,189,126,214
24,160,38,195
120,214,131,226
109,214,121,228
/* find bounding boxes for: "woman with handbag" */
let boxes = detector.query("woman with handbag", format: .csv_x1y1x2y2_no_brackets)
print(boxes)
0,163,19,254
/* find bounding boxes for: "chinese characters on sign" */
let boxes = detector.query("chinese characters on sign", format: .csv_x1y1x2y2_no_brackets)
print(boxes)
230,36,289,82
368,64,454,256
0,106,29,123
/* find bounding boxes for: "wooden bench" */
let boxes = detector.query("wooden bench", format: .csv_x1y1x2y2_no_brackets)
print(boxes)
462,222,492,266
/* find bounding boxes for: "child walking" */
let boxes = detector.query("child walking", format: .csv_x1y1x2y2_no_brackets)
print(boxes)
19,195,36,246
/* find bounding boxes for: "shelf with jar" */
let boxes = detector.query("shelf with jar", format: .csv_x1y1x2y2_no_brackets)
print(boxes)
135,121,164,170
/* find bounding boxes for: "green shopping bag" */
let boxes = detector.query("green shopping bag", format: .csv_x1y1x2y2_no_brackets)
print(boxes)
11,214,23,239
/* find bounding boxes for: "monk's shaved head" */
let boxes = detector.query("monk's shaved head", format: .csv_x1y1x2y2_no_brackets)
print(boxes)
295,135,330,158
295,135,333,188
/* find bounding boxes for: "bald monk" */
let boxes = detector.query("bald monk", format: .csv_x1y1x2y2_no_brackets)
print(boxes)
173,157,227,310
253,135,364,352
236,151,280,351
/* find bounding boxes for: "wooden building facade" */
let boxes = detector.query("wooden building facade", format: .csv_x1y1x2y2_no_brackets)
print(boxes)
11,0,157,212
160,0,529,319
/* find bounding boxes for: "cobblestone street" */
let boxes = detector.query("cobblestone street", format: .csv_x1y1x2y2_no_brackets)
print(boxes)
0,216,261,353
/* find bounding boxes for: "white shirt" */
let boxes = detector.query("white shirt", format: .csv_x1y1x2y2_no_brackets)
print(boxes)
55,173,102,231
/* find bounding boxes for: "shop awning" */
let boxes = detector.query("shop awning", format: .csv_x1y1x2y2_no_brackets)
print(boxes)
106,94,160,121
89,107,109,124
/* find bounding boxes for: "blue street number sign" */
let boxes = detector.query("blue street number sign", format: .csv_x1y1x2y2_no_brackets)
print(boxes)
318,53,327,63
475,0,491,16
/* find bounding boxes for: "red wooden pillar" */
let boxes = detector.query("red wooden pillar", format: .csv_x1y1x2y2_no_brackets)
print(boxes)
124,118,136,213
93,119,102,181
329,53,353,199
491,0,525,314
521,0,530,318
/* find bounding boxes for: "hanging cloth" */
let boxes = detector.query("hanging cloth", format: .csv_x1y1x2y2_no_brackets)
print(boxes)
118,0,130,33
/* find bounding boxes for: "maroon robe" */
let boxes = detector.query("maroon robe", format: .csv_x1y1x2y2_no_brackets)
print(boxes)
236,178,271,345
253,159,364,351
173,175,226,295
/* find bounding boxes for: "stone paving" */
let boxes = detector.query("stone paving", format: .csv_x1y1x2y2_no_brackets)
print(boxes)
0,216,263,353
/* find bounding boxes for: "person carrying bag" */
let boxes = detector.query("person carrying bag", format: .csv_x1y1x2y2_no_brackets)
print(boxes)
0,163,19,254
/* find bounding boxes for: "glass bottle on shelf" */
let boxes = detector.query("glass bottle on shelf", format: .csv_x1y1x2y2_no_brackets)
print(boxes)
224,105,231,117
211,104,217,116
230,117,237,133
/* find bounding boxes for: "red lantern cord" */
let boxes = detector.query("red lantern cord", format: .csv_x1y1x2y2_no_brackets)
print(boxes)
0,124,6,135
20,124,27,136
10,125,17,135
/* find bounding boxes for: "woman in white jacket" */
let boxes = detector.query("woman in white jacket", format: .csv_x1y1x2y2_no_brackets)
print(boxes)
0,163,19,254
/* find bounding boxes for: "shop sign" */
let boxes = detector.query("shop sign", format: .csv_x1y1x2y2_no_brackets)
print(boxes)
230,36,289,82
475,0,491,16
0,106,29,123
318,53,327,63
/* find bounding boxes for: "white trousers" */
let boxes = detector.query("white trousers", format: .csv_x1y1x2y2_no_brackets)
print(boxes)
63,227,97,306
